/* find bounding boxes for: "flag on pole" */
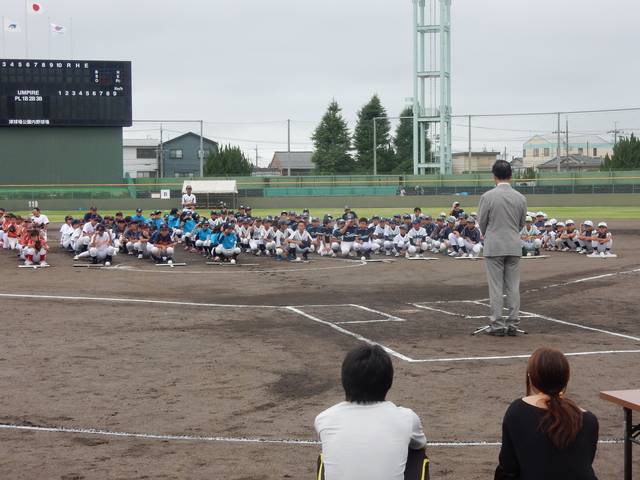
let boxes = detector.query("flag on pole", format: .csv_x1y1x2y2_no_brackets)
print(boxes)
50,23,66,35
28,2,43,15
4,19,22,32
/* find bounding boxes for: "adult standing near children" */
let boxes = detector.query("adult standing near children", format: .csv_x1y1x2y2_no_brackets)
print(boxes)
477,160,527,336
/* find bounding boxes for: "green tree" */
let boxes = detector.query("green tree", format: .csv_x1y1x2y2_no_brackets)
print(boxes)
391,107,431,174
353,94,392,173
311,100,354,174
601,134,640,170
204,144,253,176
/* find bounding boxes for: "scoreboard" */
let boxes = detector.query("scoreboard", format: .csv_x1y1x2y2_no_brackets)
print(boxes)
0,59,132,127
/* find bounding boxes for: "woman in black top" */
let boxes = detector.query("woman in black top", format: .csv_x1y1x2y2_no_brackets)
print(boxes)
495,347,599,480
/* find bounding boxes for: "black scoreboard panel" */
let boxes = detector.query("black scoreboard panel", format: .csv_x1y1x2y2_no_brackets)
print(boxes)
0,59,132,127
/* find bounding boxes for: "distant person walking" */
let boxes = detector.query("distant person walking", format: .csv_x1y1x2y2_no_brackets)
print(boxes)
477,160,527,336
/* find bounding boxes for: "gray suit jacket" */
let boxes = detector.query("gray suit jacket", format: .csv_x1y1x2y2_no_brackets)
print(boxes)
477,183,527,257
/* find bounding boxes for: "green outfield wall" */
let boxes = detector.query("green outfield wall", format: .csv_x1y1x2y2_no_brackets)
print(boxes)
2,193,638,213
0,127,122,184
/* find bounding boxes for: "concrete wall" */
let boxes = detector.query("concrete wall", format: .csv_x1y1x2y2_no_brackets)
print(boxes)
3,193,638,212
0,127,122,184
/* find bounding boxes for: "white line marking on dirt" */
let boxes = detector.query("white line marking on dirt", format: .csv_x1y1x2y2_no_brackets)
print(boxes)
0,424,623,447
0,293,280,309
285,307,415,362
522,267,640,295
99,261,367,276
471,300,640,343
412,303,466,317
335,319,405,325
410,349,640,363
349,304,405,322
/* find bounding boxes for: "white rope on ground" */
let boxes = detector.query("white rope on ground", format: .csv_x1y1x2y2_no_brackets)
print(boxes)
0,424,624,447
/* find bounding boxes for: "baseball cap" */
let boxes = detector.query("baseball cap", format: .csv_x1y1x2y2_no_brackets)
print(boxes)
557,222,565,227
550,218,558,225
403,214,411,219
399,224,408,230
412,219,421,225
136,208,142,213
344,205,351,210
566,219,575,225
583,220,594,227
544,221,552,227
536,211,545,217
598,222,608,228
526,215,533,222
467,217,476,224
447,216,456,223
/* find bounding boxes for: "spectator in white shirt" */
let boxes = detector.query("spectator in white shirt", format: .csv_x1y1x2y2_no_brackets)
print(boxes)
315,345,427,480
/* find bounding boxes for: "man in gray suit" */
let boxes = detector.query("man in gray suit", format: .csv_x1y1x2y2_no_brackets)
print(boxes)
477,160,528,336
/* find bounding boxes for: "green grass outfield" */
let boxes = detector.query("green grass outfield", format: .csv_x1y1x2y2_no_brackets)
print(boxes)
11,206,640,223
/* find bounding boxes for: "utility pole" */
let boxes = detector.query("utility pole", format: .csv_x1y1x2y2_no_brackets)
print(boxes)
373,118,378,175
287,119,291,173
467,115,472,173
565,117,569,159
255,145,259,168
555,113,561,172
608,121,624,145
159,123,164,178
199,120,204,178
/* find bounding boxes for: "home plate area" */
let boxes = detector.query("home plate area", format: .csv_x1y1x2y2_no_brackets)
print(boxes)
296,301,640,364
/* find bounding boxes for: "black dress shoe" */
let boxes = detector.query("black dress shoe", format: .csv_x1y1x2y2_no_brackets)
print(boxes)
507,327,519,336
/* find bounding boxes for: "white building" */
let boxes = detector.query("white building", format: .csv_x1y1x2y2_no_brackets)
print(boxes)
123,138,159,178
522,134,613,169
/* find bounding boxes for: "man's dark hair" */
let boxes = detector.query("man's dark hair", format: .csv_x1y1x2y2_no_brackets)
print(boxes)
341,345,393,404
492,160,512,180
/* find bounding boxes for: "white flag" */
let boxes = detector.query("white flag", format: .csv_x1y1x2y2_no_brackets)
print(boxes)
50,23,66,35
4,19,21,33
28,2,44,15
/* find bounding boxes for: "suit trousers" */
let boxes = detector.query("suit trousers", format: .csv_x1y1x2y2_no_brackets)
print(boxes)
484,255,521,330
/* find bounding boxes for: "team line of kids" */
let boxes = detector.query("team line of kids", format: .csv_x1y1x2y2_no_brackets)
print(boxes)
0,202,614,267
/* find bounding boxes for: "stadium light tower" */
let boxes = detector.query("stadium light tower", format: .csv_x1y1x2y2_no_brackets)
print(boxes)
412,0,452,174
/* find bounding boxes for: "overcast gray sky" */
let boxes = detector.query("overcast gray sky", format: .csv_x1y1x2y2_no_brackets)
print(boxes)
2,0,639,164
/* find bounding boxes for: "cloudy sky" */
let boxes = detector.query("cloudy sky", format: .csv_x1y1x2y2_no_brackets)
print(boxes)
2,0,639,165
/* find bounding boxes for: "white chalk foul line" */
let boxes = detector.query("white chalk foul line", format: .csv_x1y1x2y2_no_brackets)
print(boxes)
285,307,415,362
0,424,623,447
0,292,280,309
409,349,640,363
522,267,640,296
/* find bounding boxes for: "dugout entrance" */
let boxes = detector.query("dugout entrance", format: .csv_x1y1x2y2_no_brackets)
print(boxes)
183,180,238,210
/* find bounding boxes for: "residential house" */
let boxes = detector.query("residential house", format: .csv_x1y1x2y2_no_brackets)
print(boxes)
269,151,315,176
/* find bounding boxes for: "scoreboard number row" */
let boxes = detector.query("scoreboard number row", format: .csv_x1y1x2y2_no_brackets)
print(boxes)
57,90,120,97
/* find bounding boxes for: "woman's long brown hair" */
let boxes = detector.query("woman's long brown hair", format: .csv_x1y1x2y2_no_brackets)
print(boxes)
526,347,583,450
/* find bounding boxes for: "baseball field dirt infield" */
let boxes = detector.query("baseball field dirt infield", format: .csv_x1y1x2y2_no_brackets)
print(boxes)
1,222,639,479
